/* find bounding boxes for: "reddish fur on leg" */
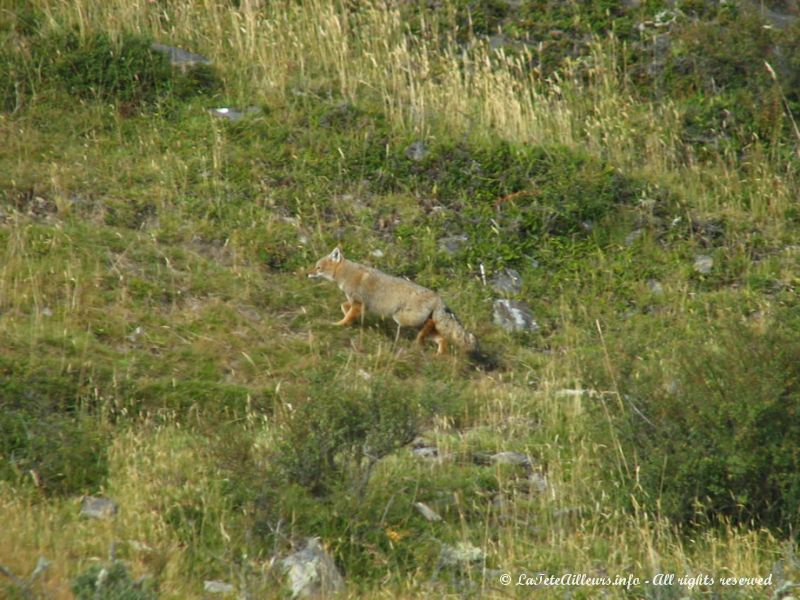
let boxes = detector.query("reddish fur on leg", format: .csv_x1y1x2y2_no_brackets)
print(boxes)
415,318,436,344
335,302,362,326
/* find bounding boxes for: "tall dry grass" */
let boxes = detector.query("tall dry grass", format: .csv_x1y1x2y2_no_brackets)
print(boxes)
34,0,797,220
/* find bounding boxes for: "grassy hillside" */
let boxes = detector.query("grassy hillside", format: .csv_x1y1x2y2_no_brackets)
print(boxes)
1,0,799,598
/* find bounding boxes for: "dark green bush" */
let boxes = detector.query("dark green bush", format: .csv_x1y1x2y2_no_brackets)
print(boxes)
0,410,108,495
2,29,221,111
37,30,174,105
270,367,472,496
0,1,43,36
591,308,800,534
0,358,108,495
380,141,641,268
662,9,775,97
247,368,497,580
274,372,422,495
657,8,800,156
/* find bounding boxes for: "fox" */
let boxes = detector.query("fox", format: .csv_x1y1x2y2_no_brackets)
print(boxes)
307,247,478,355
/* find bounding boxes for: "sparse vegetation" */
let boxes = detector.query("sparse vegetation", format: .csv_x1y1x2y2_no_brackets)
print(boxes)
1,0,799,598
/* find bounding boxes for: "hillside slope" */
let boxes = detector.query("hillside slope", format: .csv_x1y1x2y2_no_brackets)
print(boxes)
1,1,799,598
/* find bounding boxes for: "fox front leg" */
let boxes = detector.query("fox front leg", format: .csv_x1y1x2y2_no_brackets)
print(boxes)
335,301,362,326
416,318,446,354
433,333,448,355
415,318,436,345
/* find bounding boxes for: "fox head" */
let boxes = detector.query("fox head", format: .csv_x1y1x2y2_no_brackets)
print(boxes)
307,247,344,281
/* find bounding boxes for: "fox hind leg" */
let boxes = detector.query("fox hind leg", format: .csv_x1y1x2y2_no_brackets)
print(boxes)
340,301,352,316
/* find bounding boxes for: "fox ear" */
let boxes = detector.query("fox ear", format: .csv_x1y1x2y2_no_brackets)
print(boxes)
330,247,343,262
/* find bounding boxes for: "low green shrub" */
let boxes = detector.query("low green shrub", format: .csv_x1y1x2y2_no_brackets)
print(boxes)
0,357,108,494
0,410,108,495
35,31,174,105
589,307,800,535
658,7,800,157
2,28,221,112
266,365,475,493
380,141,642,268
245,369,501,579
273,372,423,495
662,8,775,97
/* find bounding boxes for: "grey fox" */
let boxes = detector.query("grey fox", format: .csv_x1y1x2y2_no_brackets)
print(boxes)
308,247,478,354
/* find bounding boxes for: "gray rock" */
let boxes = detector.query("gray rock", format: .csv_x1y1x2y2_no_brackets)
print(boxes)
438,234,468,254
771,582,800,598
204,580,235,594
236,304,262,323
527,472,548,494
694,255,714,274
411,436,432,448
320,103,357,127
413,502,442,522
483,567,506,580
491,494,507,510
625,229,644,246
412,446,439,460
554,388,599,399
759,4,798,29
150,43,211,67
647,279,664,295
490,268,523,294
209,106,261,122
647,33,672,77
80,496,118,519
553,506,583,520
489,451,532,468
488,34,509,50
493,299,539,333
691,217,726,243
281,538,344,599
439,542,485,568
404,140,427,162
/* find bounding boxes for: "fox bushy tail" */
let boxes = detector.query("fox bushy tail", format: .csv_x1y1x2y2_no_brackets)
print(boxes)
432,303,478,353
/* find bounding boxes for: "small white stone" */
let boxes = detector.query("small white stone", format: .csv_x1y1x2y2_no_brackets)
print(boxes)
414,502,442,522
204,580,235,594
